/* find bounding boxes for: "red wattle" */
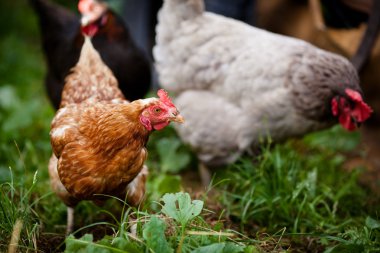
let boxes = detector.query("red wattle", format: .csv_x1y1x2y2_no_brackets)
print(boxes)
140,115,152,131
81,24,98,37
339,114,356,131
351,101,373,122
345,88,373,122
153,121,169,131
331,98,338,116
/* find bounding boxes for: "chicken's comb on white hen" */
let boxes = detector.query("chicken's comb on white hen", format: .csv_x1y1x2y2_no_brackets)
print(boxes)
331,88,373,131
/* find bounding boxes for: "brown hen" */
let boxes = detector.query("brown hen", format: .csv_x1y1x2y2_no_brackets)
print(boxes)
48,34,184,234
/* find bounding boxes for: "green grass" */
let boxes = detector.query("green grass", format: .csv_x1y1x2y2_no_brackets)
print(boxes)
64,192,259,253
219,134,367,233
216,129,380,252
1,0,380,252
0,168,40,252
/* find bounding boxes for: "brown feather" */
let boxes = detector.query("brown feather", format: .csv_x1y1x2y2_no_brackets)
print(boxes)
60,36,125,107
49,37,153,207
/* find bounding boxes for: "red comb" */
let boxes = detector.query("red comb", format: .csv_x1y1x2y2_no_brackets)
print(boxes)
157,89,175,108
345,89,363,102
345,88,373,122
78,0,91,14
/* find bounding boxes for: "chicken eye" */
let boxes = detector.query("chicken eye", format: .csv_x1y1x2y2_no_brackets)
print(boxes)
154,108,162,114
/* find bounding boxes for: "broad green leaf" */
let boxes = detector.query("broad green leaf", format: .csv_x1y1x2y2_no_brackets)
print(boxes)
156,174,182,194
303,125,360,152
161,193,180,221
191,243,225,253
365,216,380,230
161,192,204,226
177,193,203,223
191,242,244,253
86,244,110,253
65,234,94,253
244,245,260,253
223,243,245,253
65,234,134,253
112,237,141,253
143,216,173,253
156,137,191,173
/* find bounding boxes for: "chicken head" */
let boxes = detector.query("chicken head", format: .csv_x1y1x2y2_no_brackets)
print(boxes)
140,89,185,131
331,88,373,131
78,0,107,36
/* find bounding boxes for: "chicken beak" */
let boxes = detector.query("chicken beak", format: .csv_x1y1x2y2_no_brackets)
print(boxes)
171,114,185,123
81,16,90,26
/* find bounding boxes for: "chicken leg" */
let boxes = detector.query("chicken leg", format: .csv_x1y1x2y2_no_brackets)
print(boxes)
66,207,74,235
198,162,212,187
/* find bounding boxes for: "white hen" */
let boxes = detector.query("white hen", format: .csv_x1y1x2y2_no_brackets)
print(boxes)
154,0,372,168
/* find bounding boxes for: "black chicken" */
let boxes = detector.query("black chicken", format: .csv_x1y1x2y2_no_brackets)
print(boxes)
30,0,151,109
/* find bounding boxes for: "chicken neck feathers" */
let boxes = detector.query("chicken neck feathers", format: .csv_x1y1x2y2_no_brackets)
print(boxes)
60,36,125,107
